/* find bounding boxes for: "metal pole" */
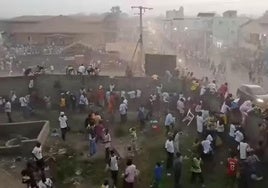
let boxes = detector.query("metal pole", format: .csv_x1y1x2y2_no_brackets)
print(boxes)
204,31,207,58
139,7,144,74
131,6,153,76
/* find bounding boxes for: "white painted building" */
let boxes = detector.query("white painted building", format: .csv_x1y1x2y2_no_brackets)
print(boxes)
166,7,184,20
212,11,249,47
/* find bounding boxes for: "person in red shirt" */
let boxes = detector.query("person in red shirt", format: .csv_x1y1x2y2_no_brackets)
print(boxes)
218,82,228,100
108,92,116,123
226,152,238,188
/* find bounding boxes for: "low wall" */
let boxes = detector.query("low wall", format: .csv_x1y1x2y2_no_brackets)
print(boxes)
0,121,50,156
0,75,182,103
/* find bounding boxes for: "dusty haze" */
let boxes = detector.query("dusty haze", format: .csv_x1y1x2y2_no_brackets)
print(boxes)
0,0,267,18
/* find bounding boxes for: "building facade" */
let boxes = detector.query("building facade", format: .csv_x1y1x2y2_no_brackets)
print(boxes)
212,11,249,47
1,15,119,48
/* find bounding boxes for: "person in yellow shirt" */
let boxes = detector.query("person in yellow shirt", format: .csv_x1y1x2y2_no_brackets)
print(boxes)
190,156,205,187
191,80,200,91
190,80,200,101
59,94,66,111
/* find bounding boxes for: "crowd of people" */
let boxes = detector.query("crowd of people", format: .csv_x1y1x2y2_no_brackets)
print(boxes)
155,69,268,188
0,59,268,188
21,142,53,188
9,44,64,56
66,63,101,76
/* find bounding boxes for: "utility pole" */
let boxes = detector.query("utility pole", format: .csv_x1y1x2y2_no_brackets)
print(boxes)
131,6,153,76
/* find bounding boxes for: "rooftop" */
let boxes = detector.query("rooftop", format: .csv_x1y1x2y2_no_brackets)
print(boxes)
197,12,216,17
10,15,104,34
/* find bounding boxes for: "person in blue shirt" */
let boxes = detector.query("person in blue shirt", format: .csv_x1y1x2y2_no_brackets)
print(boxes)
153,162,163,188
165,111,175,135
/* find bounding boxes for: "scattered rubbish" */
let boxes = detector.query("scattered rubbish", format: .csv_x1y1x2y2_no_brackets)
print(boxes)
75,169,82,176
10,164,16,169
15,156,22,162
150,120,158,124
51,129,60,137
58,148,67,155
73,181,80,185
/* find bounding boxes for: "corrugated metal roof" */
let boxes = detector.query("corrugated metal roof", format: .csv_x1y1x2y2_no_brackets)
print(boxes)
8,15,53,22
241,20,268,34
11,15,103,34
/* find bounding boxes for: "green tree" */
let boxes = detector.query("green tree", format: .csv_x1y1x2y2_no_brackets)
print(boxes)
110,6,122,15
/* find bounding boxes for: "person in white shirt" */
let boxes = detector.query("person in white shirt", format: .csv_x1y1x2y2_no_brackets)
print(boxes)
201,137,212,160
234,129,244,144
32,142,44,170
19,96,27,107
124,159,138,187
195,101,203,113
10,91,17,103
165,111,175,135
229,123,236,138
109,150,119,187
216,119,224,133
19,96,29,118
239,100,253,125
196,112,204,137
50,65,54,74
206,134,213,142
123,98,128,106
220,102,229,114
201,139,212,154
79,93,88,112
119,100,128,124
220,102,230,125
28,79,34,92
165,137,174,176
78,64,86,75
177,98,185,119
208,80,217,94
174,131,182,154
202,109,209,124
103,128,111,162
162,92,169,103
59,112,68,141
4,99,12,123
237,140,250,160
216,119,225,140
200,86,206,96
109,83,115,92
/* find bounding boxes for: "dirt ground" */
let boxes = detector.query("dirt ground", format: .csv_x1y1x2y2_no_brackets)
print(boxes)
0,169,24,188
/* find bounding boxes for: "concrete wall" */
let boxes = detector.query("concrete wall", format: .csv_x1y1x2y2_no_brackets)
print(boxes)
0,76,30,97
0,75,182,109
0,121,49,156
0,75,155,98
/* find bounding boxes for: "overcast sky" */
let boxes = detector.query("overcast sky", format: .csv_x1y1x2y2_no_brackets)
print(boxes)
0,0,267,18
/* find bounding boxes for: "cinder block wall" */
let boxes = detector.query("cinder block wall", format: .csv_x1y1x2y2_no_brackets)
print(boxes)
0,121,49,156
